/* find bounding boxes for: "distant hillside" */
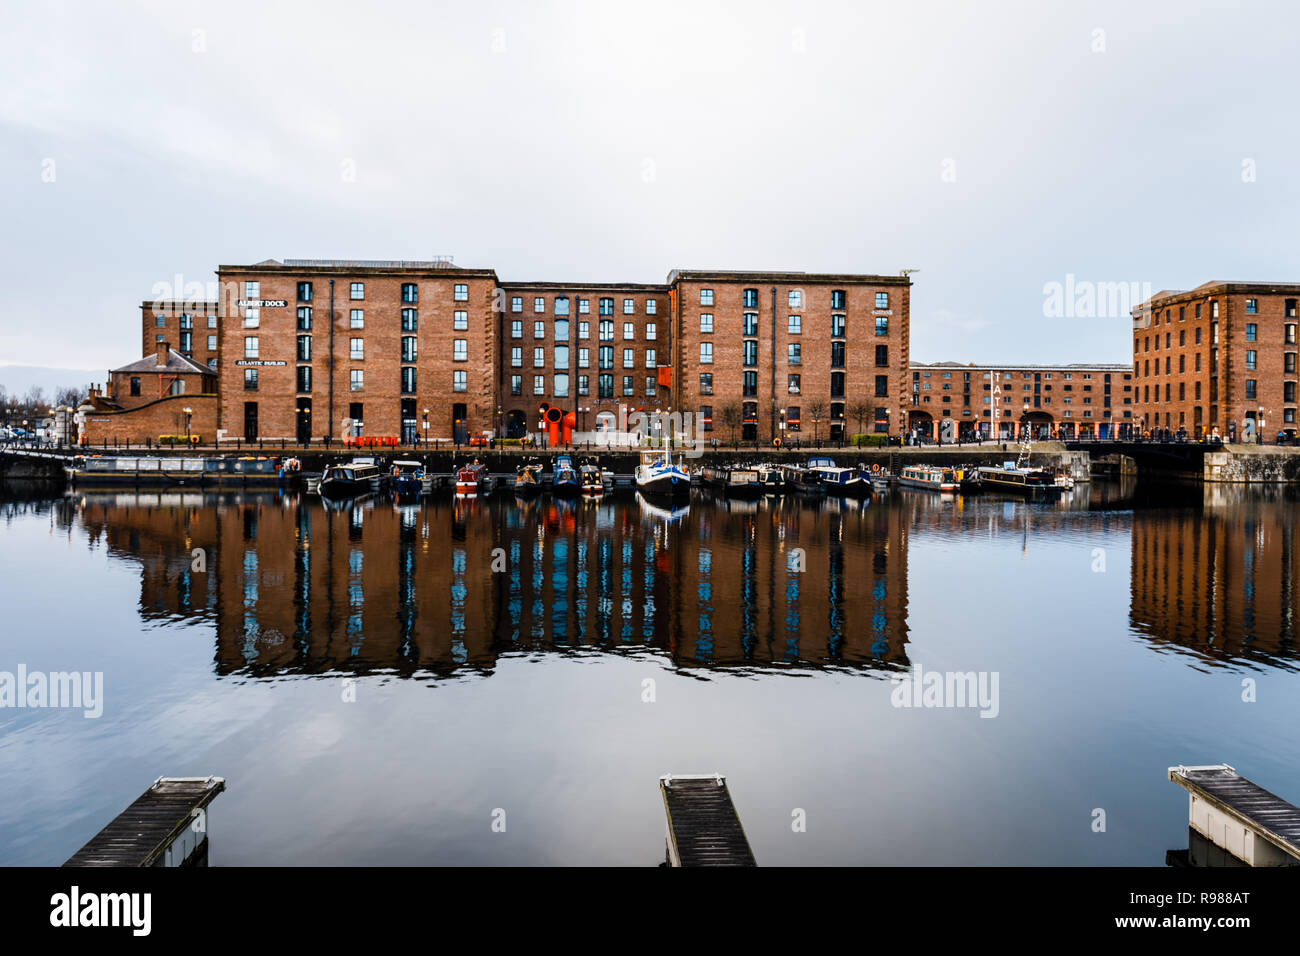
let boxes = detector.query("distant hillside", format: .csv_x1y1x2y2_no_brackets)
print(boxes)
0,365,102,400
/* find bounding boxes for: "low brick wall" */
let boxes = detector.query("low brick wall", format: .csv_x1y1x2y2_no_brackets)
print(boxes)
80,395,218,446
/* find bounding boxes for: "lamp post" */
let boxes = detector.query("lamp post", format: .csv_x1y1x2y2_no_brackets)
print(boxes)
1259,406,1266,444
183,406,193,445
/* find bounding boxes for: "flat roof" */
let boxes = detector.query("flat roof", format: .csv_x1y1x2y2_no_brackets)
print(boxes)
667,268,911,285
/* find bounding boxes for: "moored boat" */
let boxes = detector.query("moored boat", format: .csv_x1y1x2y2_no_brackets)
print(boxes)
807,456,870,496
456,460,491,496
389,459,425,497
974,463,1064,499
777,463,826,496
579,462,605,496
552,454,581,497
514,461,543,496
700,463,762,497
320,458,383,498
754,462,785,494
634,449,690,499
899,464,960,492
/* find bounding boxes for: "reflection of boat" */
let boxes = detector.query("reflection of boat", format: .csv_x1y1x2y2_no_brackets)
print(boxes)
456,460,491,496
700,464,762,497
320,458,383,498
636,491,690,523
899,464,959,492
634,449,690,499
390,459,425,496
579,462,605,496
807,456,869,496
552,454,581,497
514,461,543,497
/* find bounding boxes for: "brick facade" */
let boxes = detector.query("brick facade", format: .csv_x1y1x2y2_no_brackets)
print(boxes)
907,362,1134,439
670,271,911,443
1131,282,1300,441
496,282,671,439
216,260,498,443
141,300,220,370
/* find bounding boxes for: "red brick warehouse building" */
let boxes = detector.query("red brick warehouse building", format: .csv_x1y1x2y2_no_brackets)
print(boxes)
1131,281,1300,441
215,259,498,443
205,260,914,446
495,281,671,441
668,270,912,444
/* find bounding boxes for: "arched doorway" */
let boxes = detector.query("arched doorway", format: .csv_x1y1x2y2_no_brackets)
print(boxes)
907,410,934,442
1020,411,1054,441
505,409,528,439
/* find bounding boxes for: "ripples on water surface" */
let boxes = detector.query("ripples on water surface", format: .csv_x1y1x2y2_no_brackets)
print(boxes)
1,480,1297,865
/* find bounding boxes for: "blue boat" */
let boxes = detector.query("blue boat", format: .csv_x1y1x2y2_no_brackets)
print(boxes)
552,454,581,496
390,459,425,497
807,456,870,496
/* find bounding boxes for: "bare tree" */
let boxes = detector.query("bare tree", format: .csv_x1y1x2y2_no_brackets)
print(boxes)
54,386,84,410
848,400,871,441
807,399,827,446
720,401,742,446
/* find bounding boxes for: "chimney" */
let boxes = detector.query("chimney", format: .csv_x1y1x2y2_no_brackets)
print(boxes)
156,341,171,366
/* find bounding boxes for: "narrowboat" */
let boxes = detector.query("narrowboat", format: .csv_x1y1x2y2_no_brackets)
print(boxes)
634,449,691,499
319,458,384,498
456,460,491,496
579,462,605,496
807,456,870,496
389,460,425,497
66,454,295,489
754,462,786,494
514,461,543,496
974,463,1064,500
899,464,960,492
700,464,762,497
552,454,581,497
777,463,826,496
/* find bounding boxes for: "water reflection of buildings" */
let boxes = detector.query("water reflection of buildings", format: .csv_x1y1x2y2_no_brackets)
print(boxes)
65,491,911,679
1129,485,1299,668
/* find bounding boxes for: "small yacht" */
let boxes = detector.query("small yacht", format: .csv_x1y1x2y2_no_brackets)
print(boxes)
899,464,960,492
634,449,691,499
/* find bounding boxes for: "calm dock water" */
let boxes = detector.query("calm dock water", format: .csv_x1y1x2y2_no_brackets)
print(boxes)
1,480,1298,865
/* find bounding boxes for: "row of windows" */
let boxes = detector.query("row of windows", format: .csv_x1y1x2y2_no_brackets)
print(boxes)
507,374,658,399
698,288,892,310
278,281,471,304
155,314,218,329
509,296,658,316
510,346,656,369
254,336,470,362
510,319,656,340
251,367,474,393
1139,380,1298,404
699,314,880,336
697,341,880,367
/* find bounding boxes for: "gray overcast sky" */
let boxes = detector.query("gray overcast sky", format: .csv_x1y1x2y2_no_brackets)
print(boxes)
2,0,1297,373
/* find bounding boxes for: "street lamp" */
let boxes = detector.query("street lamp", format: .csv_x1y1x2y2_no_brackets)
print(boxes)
183,406,193,445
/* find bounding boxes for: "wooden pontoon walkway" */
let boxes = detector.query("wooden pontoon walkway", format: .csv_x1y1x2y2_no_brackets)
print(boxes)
1169,764,1300,866
64,776,226,867
660,774,756,867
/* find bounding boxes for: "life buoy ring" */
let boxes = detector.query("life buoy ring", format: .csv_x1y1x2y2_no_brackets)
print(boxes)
871,463,881,474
